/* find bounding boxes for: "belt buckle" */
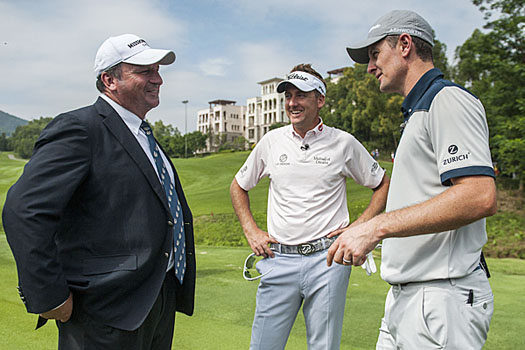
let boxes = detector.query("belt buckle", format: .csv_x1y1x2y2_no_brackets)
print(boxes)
298,243,315,255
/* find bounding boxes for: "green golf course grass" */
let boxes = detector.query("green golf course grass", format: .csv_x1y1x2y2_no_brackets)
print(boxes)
1,151,524,349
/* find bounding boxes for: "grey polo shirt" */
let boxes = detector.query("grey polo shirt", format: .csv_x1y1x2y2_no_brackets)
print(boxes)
381,68,495,284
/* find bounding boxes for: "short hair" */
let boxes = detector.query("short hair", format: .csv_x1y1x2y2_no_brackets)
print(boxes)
95,64,123,93
385,35,433,62
289,63,327,95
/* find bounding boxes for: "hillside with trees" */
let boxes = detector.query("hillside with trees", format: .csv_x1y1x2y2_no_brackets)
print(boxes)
0,110,28,136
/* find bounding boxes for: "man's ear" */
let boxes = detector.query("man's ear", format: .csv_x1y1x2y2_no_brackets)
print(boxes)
317,93,326,109
100,72,117,91
399,33,413,58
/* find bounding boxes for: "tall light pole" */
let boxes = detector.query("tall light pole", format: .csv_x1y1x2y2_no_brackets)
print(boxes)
182,100,189,158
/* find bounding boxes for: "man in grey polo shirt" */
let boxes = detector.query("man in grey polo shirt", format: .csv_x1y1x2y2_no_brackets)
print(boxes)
231,63,389,349
327,10,497,349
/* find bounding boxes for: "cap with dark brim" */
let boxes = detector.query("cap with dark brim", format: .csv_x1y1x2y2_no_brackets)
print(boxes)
276,81,316,94
346,34,388,64
276,71,326,96
346,10,435,64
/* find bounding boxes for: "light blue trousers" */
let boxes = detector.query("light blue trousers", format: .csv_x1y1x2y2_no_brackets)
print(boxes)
250,250,352,350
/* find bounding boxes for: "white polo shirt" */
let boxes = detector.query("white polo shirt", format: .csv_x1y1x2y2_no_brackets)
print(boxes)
235,121,384,245
381,69,495,284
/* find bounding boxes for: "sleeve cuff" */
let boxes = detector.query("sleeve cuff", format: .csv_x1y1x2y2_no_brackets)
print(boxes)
440,166,495,186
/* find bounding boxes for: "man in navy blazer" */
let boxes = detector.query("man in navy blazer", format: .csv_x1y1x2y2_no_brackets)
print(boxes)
2,34,195,349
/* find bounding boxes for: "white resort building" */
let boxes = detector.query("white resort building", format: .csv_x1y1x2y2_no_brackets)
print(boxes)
196,99,246,152
245,77,287,145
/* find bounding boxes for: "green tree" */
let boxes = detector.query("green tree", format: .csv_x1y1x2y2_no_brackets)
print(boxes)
432,39,450,78
0,133,11,151
185,131,208,155
454,0,525,190
150,120,208,158
216,134,230,151
9,117,53,159
150,119,181,157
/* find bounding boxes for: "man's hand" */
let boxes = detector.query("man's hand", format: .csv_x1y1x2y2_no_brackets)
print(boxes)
326,225,348,238
246,228,278,258
327,219,381,267
40,292,73,323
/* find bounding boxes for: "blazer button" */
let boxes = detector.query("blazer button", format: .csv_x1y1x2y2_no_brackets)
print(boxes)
164,252,169,258
167,221,174,226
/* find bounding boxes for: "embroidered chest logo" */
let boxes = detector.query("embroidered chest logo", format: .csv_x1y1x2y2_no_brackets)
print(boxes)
276,154,290,166
314,156,331,165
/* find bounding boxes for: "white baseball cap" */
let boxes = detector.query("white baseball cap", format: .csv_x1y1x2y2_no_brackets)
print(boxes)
276,71,326,96
94,34,175,77
346,10,434,64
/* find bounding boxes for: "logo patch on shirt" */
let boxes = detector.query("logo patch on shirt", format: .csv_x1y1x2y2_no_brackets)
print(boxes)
239,165,248,176
371,162,379,175
314,156,330,165
448,145,459,154
276,154,290,166
443,145,470,166
443,152,470,166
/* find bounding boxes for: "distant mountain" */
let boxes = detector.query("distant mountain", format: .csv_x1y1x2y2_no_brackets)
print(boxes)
0,110,28,136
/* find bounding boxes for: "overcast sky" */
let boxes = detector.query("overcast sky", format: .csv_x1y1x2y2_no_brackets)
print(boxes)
0,0,488,132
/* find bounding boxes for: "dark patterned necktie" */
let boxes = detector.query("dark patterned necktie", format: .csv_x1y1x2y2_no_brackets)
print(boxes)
140,121,185,283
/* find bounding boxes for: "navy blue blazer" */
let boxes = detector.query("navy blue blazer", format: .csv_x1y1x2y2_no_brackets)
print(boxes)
2,97,195,331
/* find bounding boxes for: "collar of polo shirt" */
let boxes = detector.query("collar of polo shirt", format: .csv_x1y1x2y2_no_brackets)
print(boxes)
276,71,326,96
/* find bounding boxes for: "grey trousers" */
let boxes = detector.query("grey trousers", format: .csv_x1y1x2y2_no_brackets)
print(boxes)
250,250,352,350
376,268,494,349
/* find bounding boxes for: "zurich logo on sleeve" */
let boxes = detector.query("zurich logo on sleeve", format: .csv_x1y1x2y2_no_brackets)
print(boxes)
448,145,458,154
443,144,470,166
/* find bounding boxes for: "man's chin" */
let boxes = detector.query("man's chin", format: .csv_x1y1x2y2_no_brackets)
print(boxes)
289,113,304,122
147,98,160,108
379,84,391,93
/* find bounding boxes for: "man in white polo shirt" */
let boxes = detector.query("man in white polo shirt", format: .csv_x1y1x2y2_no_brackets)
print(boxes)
230,63,389,350
326,10,497,349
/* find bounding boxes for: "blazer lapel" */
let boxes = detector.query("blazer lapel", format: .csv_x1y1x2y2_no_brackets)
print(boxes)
94,98,170,213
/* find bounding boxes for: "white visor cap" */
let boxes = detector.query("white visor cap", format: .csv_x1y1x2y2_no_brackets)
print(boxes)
276,71,326,96
94,34,175,77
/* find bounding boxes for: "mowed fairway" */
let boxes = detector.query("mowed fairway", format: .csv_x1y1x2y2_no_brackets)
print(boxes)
1,151,524,349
